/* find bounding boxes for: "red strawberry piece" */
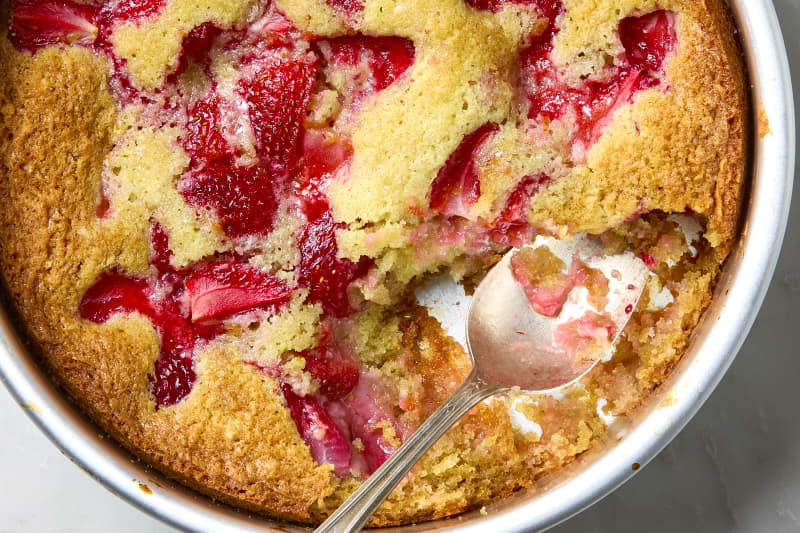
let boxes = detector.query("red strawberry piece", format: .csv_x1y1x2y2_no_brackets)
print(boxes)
182,94,231,165
300,344,360,400
466,0,562,19
186,261,291,324
300,128,352,182
150,316,198,406
343,372,397,473
254,9,295,39
322,36,415,93
465,0,503,11
296,179,330,224
619,10,676,72
572,67,643,147
176,22,220,74
363,430,393,472
9,0,100,53
518,0,569,124
356,423,394,474
78,268,201,407
491,173,550,243
7,0,168,53
180,161,279,239
520,40,567,121
239,53,317,173
429,123,499,217
640,251,657,269
501,174,550,223
79,269,154,324
281,385,352,475
326,0,363,17
297,129,352,220
510,255,573,317
297,210,371,317
296,129,352,225
150,221,177,276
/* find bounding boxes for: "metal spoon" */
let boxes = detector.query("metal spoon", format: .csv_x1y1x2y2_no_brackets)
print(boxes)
316,235,649,533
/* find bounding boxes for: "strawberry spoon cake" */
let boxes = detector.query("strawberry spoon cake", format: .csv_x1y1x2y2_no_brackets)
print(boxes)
0,0,746,526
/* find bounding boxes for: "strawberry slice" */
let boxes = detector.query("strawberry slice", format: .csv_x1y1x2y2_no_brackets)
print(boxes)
640,251,657,270
498,174,550,224
357,424,394,474
262,345,399,476
281,385,352,475
186,261,291,323
490,173,550,244
239,53,317,174
180,161,279,239
9,0,100,53
321,36,415,94
8,0,169,53
300,344,360,400
149,220,178,277
297,210,371,317
175,22,220,75
80,266,202,407
619,10,676,72
429,123,499,217
182,94,231,165
150,315,198,406
296,129,353,222
300,128,352,182
79,269,154,324
577,67,647,147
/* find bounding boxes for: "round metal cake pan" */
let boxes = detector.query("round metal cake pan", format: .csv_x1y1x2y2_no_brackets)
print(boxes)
0,0,794,531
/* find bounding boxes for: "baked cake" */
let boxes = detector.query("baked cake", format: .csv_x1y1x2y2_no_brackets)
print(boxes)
0,0,746,526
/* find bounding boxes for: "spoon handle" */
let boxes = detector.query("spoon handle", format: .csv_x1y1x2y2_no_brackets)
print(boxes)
315,370,501,533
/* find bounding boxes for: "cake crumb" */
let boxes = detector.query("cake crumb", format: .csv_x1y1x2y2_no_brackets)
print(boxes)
758,101,772,138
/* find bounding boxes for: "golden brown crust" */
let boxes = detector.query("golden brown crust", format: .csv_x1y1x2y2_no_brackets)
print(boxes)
529,0,748,254
0,0,748,526
696,0,749,252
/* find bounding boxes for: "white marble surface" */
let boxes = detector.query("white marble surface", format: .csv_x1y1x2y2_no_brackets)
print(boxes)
1,1,799,531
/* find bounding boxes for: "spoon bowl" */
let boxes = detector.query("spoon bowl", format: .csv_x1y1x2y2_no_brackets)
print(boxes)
468,235,649,391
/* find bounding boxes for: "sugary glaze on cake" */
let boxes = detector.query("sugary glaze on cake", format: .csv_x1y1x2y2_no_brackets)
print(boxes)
0,0,746,526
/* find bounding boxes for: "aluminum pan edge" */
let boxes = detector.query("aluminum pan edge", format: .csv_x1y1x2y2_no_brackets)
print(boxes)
0,0,794,531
